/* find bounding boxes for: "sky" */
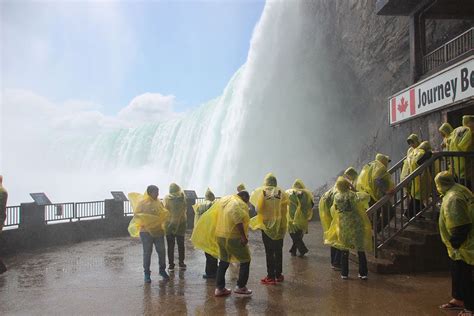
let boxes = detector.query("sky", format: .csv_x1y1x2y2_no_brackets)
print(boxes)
1,0,265,114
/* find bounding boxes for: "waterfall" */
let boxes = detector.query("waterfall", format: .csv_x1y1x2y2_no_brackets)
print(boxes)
4,1,368,203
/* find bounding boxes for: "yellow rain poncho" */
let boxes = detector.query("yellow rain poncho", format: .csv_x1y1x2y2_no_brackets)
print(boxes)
0,183,8,231
191,195,251,263
356,155,394,202
436,172,474,265
324,177,373,252
286,179,314,234
409,141,432,201
401,134,420,181
449,120,473,179
249,173,289,240
439,123,453,151
164,183,187,236
318,186,336,233
193,188,215,227
128,192,170,238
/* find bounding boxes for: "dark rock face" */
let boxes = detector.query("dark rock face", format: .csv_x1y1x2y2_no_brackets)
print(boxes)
307,0,472,182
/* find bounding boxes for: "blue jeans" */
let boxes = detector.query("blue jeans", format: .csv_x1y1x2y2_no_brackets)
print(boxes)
140,232,166,274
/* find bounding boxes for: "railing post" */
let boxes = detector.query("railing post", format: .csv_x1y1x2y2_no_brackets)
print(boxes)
105,199,123,221
19,202,45,229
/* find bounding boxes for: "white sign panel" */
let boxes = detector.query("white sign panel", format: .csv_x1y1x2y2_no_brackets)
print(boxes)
389,56,474,125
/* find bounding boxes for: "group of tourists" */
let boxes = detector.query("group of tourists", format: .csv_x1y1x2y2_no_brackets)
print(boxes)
128,173,314,297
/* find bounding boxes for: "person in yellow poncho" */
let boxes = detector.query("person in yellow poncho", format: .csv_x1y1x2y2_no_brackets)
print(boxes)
449,115,474,189
193,188,218,279
357,153,395,204
0,175,8,274
128,185,170,282
435,172,474,314
343,167,358,190
237,183,256,217
324,177,372,280
286,179,314,257
319,182,341,270
164,183,187,271
250,173,289,284
440,123,454,151
404,141,433,219
401,134,421,182
191,191,253,297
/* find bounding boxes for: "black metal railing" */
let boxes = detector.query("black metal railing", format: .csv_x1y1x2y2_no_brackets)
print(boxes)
45,203,76,223
4,205,20,227
124,201,133,216
75,201,105,219
423,27,473,74
368,151,474,257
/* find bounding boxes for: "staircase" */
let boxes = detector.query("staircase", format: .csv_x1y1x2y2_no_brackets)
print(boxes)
352,151,474,274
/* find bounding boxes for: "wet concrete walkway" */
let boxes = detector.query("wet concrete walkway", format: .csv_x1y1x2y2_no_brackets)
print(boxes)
0,222,456,315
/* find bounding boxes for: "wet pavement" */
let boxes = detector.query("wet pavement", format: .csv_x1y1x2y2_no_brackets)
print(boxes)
0,222,457,315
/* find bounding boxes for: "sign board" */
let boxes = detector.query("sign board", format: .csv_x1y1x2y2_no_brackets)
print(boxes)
389,55,474,125
30,193,52,205
111,191,128,202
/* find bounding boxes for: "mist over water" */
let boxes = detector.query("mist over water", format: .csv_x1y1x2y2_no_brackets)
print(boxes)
3,1,365,204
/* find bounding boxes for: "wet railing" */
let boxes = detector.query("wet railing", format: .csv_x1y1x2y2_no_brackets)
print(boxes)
368,151,474,257
45,203,76,223
4,206,20,228
423,27,473,74
124,200,133,216
75,201,105,219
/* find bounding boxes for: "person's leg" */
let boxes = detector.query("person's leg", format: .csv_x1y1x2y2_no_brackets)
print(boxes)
140,232,153,281
262,231,275,279
358,251,368,277
237,261,250,288
340,250,349,278
177,235,185,266
296,230,308,255
452,259,466,303
275,238,284,278
153,235,167,274
289,233,297,256
216,260,230,290
166,234,175,268
205,252,218,277
460,261,473,311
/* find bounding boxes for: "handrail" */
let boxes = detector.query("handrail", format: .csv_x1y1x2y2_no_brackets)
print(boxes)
367,151,474,257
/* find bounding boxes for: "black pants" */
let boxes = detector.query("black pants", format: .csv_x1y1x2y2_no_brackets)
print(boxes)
451,259,474,310
341,250,368,277
262,231,283,279
205,252,218,276
216,261,250,290
289,230,308,255
405,198,423,219
166,234,185,265
330,247,341,267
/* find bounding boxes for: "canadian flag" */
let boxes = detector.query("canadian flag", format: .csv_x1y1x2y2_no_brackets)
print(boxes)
390,88,416,124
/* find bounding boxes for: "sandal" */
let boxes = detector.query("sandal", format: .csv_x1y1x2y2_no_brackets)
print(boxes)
459,310,474,316
439,302,464,310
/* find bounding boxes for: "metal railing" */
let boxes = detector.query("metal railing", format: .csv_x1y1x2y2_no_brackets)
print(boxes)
4,206,20,227
75,201,105,219
124,201,133,216
368,151,474,257
423,27,473,74
45,203,76,223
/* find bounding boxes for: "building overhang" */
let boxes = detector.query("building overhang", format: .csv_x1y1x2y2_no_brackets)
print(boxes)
376,0,474,19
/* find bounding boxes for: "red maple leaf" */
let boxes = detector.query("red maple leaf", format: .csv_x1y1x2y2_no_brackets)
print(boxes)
397,96,408,113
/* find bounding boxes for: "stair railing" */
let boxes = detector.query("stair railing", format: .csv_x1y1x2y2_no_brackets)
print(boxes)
367,151,474,257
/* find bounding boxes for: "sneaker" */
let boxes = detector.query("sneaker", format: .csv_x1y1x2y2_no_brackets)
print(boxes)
178,262,187,270
276,275,285,283
290,250,297,257
299,249,308,257
260,276,277,285
159,270,170,280
341,275,348,280
202,274,216,279
358,274,368,280
144,273,151,283
214,288,232,297
168,264,175,271
234,286,253,295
